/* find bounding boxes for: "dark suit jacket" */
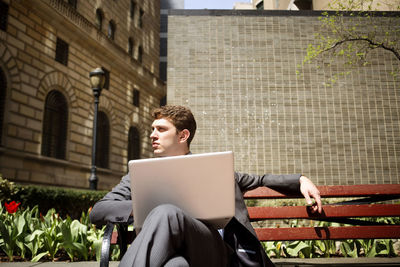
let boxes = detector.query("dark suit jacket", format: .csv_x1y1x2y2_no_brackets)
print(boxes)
89,172,301,267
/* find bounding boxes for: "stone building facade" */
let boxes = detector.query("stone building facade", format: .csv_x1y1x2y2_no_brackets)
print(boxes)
167,10,400,186
0,0,165,189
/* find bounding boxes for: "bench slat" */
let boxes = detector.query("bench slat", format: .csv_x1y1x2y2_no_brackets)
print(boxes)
244,184,400,199
255,225,400,241
248,204,400,220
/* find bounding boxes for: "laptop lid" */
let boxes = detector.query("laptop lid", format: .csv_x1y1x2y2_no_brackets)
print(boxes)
129,151,235,232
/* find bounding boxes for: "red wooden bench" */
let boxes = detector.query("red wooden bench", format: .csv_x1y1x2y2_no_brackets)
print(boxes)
99,184,400,267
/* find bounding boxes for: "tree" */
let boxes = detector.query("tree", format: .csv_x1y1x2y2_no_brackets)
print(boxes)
298,0,400,84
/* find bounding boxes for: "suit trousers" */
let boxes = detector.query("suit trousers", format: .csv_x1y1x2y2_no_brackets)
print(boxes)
119,204,232,267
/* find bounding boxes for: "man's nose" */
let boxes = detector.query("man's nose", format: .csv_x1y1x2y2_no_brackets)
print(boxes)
150,130,157,139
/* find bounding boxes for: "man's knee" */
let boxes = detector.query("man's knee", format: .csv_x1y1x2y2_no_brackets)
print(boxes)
146,204,185,226
164,255,189,267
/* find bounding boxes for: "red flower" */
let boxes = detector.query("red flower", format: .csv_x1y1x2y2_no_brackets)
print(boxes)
5,201,20,214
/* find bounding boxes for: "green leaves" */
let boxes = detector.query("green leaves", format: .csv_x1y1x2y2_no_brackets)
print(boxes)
285,241,311,258
61,219,90,261
0,203,107,262
297,0,400,84
0,202,27,261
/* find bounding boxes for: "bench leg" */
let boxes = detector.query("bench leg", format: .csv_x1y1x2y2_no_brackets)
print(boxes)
100,222,115,267
117,224,137,260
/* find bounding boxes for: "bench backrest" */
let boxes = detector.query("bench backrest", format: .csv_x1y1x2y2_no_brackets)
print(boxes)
244,184,400,241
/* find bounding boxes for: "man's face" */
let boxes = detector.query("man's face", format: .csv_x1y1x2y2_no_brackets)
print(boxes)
150,118,182,157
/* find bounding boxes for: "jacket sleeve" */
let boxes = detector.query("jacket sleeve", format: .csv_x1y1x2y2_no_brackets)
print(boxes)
89,174,133,226
235,172,301,193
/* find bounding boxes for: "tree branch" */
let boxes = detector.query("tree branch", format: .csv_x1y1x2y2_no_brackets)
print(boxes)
322,37,400,61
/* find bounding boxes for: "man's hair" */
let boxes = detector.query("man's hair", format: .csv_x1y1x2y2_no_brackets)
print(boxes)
152,105,197,147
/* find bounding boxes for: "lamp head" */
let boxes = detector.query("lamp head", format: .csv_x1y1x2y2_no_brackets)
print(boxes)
89,67,105,90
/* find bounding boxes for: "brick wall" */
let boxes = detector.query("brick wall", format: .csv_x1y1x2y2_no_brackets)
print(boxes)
167,10,400,185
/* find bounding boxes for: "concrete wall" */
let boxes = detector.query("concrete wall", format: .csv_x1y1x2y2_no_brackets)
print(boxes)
167,10,400,185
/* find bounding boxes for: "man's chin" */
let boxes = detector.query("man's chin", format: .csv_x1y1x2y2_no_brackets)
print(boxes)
153,150,164,157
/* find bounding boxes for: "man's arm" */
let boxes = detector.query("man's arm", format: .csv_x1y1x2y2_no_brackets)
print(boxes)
89,174,133,226
235,172,322,213
235,172,301,193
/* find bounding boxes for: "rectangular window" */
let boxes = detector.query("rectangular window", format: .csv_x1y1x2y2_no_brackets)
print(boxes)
139,9,144,28
0,2,9,32
133,89,140,107
102,67,110,90
55,38,69,66
130,1,136,19
68,0,77,9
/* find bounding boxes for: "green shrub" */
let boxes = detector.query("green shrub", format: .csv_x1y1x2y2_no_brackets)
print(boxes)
0,175,107,219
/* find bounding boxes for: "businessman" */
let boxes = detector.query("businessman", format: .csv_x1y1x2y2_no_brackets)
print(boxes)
90,105,322,267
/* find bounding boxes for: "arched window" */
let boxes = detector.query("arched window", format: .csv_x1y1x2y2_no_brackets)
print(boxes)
95,9,103,31
128,126,141,161
96,111,109,168
128,37,134,57
0,68,6,143
41,90,68,159
108,20,116,40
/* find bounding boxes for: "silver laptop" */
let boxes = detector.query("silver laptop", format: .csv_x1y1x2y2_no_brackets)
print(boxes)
129,151,235,232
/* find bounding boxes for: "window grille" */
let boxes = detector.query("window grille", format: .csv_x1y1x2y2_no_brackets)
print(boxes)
41,90,68,159
55,38,69,66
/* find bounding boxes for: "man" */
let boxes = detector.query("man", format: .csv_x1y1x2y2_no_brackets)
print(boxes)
90,105,322,267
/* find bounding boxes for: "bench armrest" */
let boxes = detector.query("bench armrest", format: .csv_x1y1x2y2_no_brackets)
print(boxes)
99,219,136,267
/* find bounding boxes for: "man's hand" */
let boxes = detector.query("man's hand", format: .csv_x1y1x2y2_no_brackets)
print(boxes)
299,176,322,213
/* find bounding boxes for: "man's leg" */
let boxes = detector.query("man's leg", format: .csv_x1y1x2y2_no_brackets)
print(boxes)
119,204,231,267
163,256,189,267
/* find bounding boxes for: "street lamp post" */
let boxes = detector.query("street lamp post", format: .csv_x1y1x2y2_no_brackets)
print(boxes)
89,67,105,190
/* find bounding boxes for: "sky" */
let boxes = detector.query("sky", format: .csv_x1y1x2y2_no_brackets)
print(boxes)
184,0,251,9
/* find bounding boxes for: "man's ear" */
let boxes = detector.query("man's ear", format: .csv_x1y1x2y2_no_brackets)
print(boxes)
178,129,190,143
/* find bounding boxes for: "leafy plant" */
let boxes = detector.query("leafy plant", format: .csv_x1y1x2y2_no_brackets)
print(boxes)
39,209,63,261
0,202,26,261
61,218,89,261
